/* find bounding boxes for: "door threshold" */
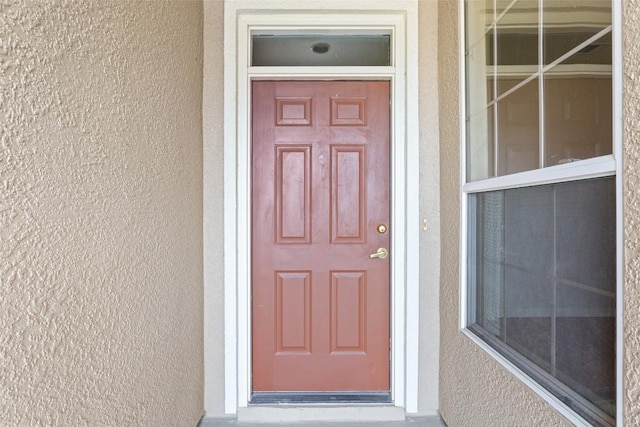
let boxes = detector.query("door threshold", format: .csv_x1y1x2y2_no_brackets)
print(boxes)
238,404,405,423
251,391,392,404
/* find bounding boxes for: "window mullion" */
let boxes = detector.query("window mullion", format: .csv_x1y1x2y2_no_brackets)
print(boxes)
493,5,499,178
538,0,544,169
551,184,557,377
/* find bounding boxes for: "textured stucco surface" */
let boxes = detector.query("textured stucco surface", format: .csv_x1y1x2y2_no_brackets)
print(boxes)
0,1,204,425
203,0,225,416
436,1,570,426
418,0,441,415
623,1,640,424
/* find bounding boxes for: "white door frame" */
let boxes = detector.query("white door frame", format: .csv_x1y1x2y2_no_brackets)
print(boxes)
217,0,420,416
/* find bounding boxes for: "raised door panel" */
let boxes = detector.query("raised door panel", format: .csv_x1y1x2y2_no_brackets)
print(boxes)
330,145,366,244
276,146,311,244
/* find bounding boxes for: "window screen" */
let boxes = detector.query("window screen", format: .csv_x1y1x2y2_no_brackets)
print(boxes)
468,177,616,425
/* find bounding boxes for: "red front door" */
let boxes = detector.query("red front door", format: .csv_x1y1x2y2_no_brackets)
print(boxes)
251,81,390,392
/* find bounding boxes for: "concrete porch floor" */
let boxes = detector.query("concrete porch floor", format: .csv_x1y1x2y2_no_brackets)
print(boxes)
199,416,447,427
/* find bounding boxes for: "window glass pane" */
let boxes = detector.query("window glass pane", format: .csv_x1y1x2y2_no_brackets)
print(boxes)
543,0,611,65
496,0,513,15
468,177,616,425
251,35,390,67
466,0,495,111
496,78,539,176
467,106,495,181
468,191,504,339
555,178,616,418
466,0,494,47
555,287,616,417
466,34,494,115
495,0,538,97
503,186,554,372
555,179,616,290
466,1,614,184
560,32,612,66
544,37,612,166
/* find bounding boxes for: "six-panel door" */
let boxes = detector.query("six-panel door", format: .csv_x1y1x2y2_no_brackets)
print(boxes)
251,81,390,392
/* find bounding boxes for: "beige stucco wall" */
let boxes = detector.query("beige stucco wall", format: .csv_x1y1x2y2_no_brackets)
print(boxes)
623,1,640,425
1,1,204,425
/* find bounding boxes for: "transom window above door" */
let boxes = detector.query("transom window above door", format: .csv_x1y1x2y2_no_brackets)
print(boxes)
251,31,392,67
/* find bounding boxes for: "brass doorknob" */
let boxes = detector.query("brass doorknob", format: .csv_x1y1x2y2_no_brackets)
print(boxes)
369,247,388,259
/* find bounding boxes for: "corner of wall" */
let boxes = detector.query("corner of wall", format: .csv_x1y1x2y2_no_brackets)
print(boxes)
203,0,228,417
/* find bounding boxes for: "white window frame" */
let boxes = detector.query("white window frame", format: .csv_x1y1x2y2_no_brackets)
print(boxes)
209,0,424,418
459,0,623,425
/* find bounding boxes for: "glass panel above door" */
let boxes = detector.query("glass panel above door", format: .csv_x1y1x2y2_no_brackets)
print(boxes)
251,34,391,67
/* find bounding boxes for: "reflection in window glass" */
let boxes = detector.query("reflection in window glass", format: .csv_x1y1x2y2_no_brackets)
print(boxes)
468,177,616,425
465,0,496,180
487,0,496,26
466,0,495,112
467,106,495,182
561,32,612,66
466,33,494,115
496,0,513,15
543,0,611,65
544,73,612,166
466,0,493,47
466,0,613,181
497,78,539,175
495,0,538,96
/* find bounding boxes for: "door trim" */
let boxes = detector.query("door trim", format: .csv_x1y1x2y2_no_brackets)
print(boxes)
215,0,420,416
